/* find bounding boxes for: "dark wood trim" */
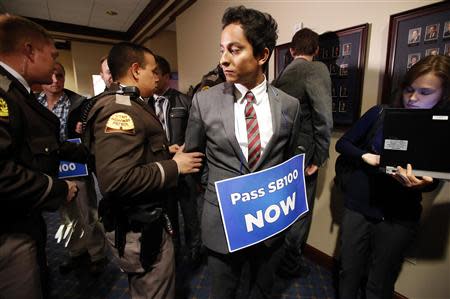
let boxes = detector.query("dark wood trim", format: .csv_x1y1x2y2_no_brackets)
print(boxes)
134,0,181,43
27,17,127,40
381,1,450,103
126,0,167,38
303,244,408,299
149,0,197,40
50,34,117,46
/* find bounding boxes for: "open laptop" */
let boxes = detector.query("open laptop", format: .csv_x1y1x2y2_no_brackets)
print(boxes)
380,108,450,180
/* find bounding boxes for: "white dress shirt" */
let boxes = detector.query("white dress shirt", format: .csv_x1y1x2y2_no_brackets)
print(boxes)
234,77,273,161
0,61,31,93
153,92,169,139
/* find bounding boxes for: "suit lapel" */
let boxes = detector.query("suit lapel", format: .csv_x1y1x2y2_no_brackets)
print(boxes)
219,83,249,172
254,84,281,169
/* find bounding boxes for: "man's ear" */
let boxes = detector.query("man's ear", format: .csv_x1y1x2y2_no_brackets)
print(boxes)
289,48,296,58
23,42,34,62
131,62,140,80
314,46,319,57
257,47,270,67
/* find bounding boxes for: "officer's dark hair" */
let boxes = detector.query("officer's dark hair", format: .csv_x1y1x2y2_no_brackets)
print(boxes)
155,55,171,77
291,28,319,56
222,6,278,70
0,14,53,54
107,42,155,81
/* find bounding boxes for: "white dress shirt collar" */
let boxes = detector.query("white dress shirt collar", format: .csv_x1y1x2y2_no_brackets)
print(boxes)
0,61,31,93
234,76,267,105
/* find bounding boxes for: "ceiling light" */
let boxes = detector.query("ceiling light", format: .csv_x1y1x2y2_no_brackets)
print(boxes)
106,10,118,16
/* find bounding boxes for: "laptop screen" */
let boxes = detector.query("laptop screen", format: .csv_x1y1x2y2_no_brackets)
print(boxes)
380,108,450,180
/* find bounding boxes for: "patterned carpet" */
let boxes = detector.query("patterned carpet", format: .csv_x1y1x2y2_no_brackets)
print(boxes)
43,212,336,299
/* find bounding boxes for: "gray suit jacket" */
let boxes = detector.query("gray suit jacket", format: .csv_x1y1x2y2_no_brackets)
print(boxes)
272,58,332,167
184,82,301,254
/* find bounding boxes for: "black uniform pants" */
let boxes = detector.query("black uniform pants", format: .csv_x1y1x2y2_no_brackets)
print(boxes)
339,208,417,299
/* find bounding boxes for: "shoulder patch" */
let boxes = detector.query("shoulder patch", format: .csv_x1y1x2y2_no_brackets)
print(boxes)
201,86,210,91
115,94,131,106
0,75,11,92
0,97,9,118
105,112,135,135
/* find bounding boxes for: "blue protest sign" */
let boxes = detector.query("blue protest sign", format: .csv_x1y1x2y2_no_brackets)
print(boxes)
58,138,88,179
215,154,308,252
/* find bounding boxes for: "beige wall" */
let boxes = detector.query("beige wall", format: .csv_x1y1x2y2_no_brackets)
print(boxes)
70,41,112,97
143,30,178,72
177,1,449,298
57,50,76,92
65,31,176,97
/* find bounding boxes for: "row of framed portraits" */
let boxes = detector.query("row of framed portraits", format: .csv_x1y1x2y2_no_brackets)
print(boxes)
273,1,449,127
383,1,450,103
274,24,368,126
407,42,450,69
321,43,352,59
408,21,450,45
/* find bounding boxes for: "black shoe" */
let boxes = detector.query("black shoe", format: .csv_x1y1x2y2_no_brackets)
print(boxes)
89,257,109,275
59,253,89,275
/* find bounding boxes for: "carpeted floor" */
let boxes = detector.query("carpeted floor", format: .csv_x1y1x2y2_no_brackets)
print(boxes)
44,212,336,299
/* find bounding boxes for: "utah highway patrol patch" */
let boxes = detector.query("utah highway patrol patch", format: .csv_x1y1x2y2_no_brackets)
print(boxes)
0,97,9,118
105,112,135,135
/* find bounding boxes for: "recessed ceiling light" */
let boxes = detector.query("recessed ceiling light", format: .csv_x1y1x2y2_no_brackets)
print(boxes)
106,10,118,16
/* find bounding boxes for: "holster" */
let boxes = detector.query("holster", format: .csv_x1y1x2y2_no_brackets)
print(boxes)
129,208,164,271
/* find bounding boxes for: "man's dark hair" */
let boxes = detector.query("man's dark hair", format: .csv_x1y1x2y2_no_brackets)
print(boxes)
155,55,171,76
291,28,319,56
107,42,154,81
54,61,65,75
0,14,53,54
222,6,278,69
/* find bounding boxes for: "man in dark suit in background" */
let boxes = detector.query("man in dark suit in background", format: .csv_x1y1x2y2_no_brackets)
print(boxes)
0,14,78,299
185,6,301,299
272,27,333,278
152,55,202,264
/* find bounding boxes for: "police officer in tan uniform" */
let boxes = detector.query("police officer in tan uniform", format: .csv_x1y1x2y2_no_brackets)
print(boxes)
83,42,203,299
0,15,79,299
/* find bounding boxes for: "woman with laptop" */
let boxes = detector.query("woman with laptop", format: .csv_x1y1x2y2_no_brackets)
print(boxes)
336,54,450,299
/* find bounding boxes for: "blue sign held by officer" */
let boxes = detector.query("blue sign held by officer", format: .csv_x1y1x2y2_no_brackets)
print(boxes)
58,138,88,179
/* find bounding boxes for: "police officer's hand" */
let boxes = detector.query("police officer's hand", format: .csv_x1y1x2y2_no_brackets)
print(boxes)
169,144,181,154
173,146,204,174
65,180,78,202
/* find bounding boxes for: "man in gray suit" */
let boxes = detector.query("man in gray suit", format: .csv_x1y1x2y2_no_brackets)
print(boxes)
272,28,333,278
185,6,301,299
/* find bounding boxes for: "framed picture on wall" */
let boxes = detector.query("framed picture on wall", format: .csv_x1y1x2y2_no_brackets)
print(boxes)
382,1,450,104
316,23,369,126
274,43,293,78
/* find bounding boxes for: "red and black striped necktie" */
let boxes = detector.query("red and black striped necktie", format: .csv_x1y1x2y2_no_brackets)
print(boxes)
244,91,261,170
